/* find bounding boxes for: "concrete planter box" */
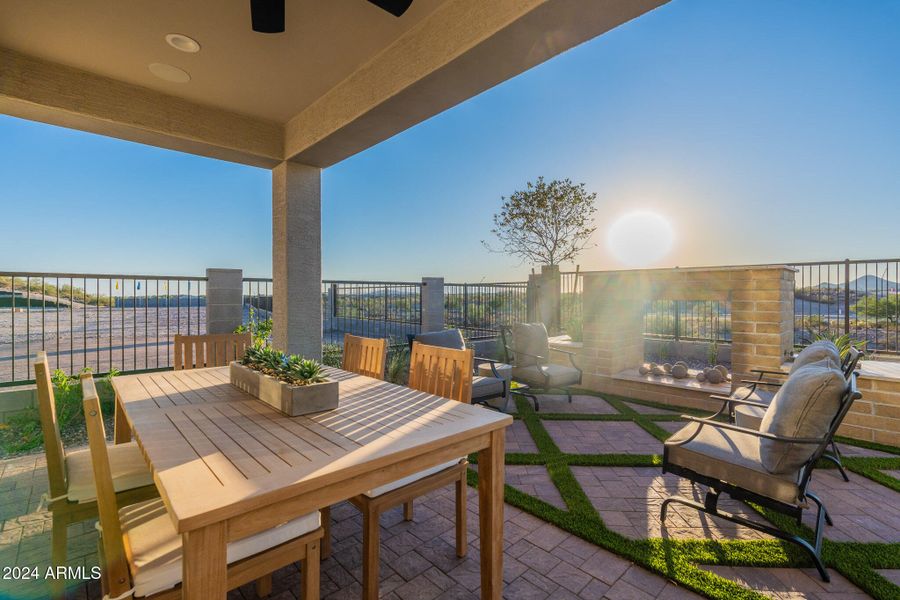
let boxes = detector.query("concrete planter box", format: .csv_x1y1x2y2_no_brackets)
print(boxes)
229,362,338,417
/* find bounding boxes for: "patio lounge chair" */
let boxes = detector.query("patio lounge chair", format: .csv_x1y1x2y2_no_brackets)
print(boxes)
33,352,158,600
80,373,324,600
349,341,472,600
721,341,862,481
407,329,509,410
499,323,582,411
662,359,861,582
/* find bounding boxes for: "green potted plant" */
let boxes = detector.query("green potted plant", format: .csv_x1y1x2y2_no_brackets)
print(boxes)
230,345,338,416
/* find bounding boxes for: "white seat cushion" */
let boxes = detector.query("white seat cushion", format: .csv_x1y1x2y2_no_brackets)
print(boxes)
734,404,767,430
364,459,463,498
121,498,320,597
66,442,155,502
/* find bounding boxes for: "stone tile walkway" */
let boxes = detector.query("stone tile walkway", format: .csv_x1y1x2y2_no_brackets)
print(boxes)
510,395,617,414
802,469,900,543
504,420,538,454
545,421,662,455
501,466,567,510
571,467,774,541
702,566,871,599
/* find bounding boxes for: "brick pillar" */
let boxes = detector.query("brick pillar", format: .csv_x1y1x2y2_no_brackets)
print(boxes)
539,264,562,334
581,271,646,377
421,277,444,332
206,268,243,334
729,266,795,391
526,273,539,322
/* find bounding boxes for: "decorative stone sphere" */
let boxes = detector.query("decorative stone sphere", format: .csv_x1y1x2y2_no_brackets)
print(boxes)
671,364,688,379
705,368,724,384
696,371,706,382
714,365,729,380
649,362,659,370
662,363,673,373
674,361,688,369
651,365,667,376
638,364,651,375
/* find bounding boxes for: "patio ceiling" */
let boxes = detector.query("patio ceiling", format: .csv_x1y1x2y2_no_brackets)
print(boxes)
0,0,667,168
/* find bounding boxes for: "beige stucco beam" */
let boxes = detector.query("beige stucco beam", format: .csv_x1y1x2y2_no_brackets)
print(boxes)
0,47,283,168
283,0,668,167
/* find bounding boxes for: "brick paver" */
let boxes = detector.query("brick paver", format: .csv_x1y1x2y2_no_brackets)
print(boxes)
545,421,662,455
505,466,566,510
623,402,681,415
803,468,900,543
702,566,870,599
571,466,774,541
505,420,538,454
655,421,686,435
510,395,617,415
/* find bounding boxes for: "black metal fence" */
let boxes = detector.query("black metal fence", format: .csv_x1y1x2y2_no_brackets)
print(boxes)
0,272,207,384
322,280,422,346
560,271,583,338
643,300,732,343
444,282,528,339
791,258,900,355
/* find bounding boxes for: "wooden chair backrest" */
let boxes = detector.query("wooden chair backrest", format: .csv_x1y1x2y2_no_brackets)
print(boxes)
81,373,132,597
173,333,252,370
34,352,67,498
408,341,473,403
342,334,387,380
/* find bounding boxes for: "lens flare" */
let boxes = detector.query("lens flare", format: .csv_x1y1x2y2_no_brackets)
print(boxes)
606,211,675,266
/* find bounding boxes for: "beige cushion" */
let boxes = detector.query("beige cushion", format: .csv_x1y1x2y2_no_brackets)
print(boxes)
665,422,802,505
512,364,581,389
472,376,504,399
512,323,549,367
734,404,767,430
730,386,776,405
365,459,462,498
788,341,840,375
415,329,465,350
66,442,154,502
121,498,320,597
760,359,846,474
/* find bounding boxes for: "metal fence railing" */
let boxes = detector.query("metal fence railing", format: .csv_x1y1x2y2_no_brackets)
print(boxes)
790,258,900,355
323,280,421,346
643,300,732,343
0,272,207,384
560,270,583,337
444,282,528,339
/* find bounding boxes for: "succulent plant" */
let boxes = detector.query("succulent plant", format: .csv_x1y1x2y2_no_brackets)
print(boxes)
285,356,326,386
241,345,327,386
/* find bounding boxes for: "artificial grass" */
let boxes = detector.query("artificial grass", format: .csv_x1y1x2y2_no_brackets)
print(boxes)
468,392,900,600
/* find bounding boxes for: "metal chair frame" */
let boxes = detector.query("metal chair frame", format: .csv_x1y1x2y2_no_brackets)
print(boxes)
498,325,582,411
663,374,862,581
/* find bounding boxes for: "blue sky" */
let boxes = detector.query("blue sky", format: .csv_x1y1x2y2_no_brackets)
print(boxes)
2,0,899,281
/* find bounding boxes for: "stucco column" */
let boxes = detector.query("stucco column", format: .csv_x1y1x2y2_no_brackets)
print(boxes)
581,271,646,378
421,277,444,333
206,268,243,334
539,265,562,334
272,162,322,359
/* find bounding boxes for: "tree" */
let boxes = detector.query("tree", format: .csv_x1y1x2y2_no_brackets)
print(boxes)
852,295,900,323
483,177,597,266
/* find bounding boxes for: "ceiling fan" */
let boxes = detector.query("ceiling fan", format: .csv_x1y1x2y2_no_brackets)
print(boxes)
250,0,413,33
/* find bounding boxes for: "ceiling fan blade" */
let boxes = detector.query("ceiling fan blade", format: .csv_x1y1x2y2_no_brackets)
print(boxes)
367,0,413,17
250,0,285,33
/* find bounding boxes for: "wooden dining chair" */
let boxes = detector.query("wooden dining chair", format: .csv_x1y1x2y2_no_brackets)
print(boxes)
348,341,474,600
341,333,387,380
33,352,158,600
172,332,252,370
81,373,324,600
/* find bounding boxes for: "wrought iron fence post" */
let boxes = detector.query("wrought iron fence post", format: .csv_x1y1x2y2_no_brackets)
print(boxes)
844,258,851,335
674,301,681,341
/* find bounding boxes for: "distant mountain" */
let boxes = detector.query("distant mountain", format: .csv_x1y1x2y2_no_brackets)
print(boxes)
818,275,899,292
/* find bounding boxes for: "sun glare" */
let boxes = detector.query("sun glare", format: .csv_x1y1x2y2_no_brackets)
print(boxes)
606,211,675,267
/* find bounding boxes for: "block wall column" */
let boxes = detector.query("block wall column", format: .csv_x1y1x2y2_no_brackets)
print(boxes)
539,264,562,334
272,162,322,359
729,267,795,390
206,268,243,334
581,271,645,378
421,277,444,333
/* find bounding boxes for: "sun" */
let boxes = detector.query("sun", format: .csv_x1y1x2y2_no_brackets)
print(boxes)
606,211,675,267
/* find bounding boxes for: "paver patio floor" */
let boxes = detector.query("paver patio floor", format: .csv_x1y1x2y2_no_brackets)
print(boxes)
1,391,897,600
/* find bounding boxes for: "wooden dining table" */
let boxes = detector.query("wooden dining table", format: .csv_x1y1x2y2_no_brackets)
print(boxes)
112,365,513,600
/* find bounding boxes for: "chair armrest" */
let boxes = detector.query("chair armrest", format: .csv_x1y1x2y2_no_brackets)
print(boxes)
709,394,770,409
474,357,503,380
739,379,783,388
549,347,582,372
505,346,548,363
750,368,789,378
679,415,824,445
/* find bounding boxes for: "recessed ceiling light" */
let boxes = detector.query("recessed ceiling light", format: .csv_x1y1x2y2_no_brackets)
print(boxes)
148,63,191,83
165,33,201,53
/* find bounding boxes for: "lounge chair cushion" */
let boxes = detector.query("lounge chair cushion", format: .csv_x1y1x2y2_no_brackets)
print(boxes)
788,340,840,375
512,323,550,367
121,498,320,597
759,358,846,474
365,459,463,498
734,404,767,430
415,329,465,351
512,364,581,389
665,422,802,505
66,442,154,502
472,376,504,400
